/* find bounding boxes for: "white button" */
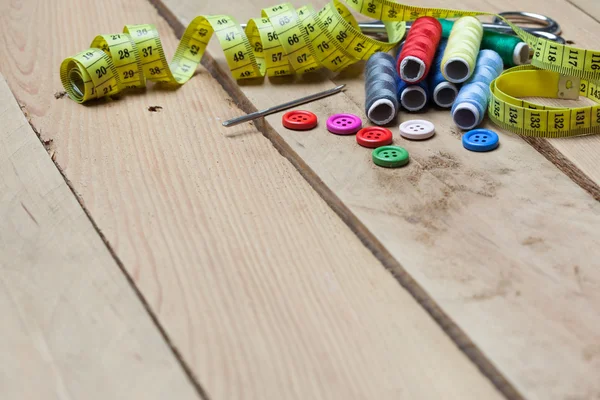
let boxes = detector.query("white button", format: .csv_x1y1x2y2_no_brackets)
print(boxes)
399,119,435,140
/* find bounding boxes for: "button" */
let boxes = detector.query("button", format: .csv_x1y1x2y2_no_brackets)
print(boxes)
399,119,435,140
372,146,410,168
282,110,318,130
356,127,393,148
326,113,362,135
462,129,499,152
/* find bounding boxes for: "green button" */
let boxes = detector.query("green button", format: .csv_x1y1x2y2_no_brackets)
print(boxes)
372,146,409,168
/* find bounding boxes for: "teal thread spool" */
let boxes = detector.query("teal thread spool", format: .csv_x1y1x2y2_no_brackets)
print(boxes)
439,18,454,37
439,19,530,67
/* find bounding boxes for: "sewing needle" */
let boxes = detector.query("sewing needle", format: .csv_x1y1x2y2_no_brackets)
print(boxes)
222,84,346,127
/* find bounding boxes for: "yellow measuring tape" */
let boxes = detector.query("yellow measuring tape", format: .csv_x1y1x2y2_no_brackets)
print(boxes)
60,0,600,137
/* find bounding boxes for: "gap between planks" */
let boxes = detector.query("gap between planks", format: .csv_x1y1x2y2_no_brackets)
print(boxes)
12,59,213,400
566,0,600,24
0,75,203,400
149,0,525,399
149,0,594,396
32,116,214,400
0,0,511,398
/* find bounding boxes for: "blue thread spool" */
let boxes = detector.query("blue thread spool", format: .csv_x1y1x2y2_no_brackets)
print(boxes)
397,77,429,112
451,50,503,130
428,39,459,108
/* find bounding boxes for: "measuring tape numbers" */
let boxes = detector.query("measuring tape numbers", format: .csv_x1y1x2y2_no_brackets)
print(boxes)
60,0,401,103
488,65,600,137
60,0,600,137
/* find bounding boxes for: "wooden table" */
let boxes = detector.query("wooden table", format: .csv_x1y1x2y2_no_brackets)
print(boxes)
1,0,599,399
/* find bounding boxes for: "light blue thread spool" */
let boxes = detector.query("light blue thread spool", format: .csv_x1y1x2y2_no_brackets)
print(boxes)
428,39,459,108
451,50,503,130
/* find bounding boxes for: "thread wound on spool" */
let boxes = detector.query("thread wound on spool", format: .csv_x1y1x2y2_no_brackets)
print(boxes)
440,19,530,67
397,17,442,83
428,39,458,108
441,16,483,83
365,52,399,125
433,82,458,108
451,50,504,130
439,18,454,38
512,42,530,66
397,77,429,112
480,30,530,67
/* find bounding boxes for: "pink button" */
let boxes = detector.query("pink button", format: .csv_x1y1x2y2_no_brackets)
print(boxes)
326,113,362,135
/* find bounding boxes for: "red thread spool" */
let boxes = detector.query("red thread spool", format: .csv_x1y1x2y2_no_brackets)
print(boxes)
397,17,442,84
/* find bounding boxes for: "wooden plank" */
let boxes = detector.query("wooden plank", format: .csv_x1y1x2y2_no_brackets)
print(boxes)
567,0,600,22
154,0,600,399
479,0,600,194
0,1,505,399
0,75,201,399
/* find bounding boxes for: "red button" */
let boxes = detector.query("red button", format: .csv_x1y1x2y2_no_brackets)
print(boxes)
282,110,318,130
356,127,393,148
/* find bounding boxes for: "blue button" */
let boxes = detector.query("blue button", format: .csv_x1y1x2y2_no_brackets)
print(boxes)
462,129,499,152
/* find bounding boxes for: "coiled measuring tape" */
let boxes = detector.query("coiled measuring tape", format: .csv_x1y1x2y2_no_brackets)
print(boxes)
489,66,598,137
60,0,600,137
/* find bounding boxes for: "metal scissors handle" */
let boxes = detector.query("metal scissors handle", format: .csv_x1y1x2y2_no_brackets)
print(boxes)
240,11,565,44
492,12,561,34
347,11,564,44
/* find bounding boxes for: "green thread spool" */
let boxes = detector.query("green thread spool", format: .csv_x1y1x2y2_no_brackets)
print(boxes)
441,16,483,83
481,31,529,66
439,19,529,67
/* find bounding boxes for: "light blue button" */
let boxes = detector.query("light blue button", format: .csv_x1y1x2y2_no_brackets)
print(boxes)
462,129,499,152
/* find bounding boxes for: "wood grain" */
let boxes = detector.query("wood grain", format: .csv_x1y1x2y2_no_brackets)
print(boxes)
477,0,600,197
155,0,600,399
567,0,600,22
0,75,201,400
0,0,505,399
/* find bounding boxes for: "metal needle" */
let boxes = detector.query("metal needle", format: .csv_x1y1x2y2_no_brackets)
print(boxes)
222,84,346,127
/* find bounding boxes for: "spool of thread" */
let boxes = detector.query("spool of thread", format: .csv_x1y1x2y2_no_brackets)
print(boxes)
441,16,483,83
428,39,459,108
439,19,529,67
364,52,399,125
396,17,442,83
481,31,529,67
397,77,429,112
439,18,454,37
451,50,504,130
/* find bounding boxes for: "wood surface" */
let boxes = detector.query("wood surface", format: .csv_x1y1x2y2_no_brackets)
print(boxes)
0,75,201,400
0,0,506,399
568,0,600,21
477,0,600,198
155,0,600,399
